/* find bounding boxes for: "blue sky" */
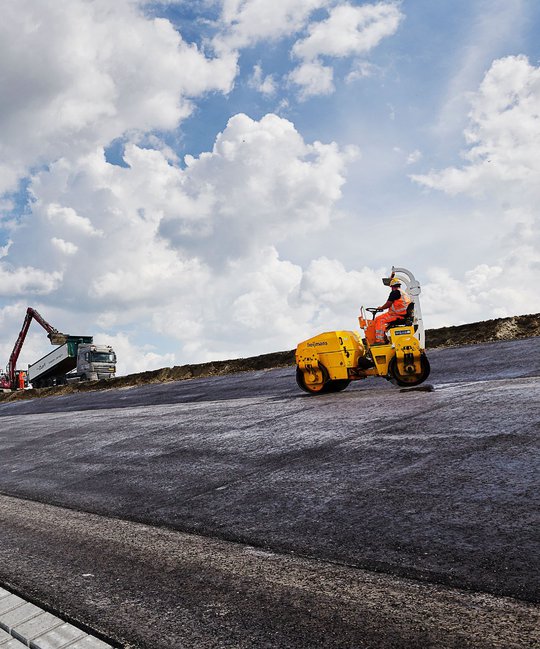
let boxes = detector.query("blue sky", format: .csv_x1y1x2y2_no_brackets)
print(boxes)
1,0,539,374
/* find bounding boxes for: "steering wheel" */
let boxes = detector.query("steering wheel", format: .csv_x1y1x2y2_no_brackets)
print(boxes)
366,307,383,316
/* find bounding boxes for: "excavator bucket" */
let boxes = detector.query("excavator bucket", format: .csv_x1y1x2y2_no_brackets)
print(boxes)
48,332,69,345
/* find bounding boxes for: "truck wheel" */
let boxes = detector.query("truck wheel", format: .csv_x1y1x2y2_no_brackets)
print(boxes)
296,365,330,394
388,354,430,387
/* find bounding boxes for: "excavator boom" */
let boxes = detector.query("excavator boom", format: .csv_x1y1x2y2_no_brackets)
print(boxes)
2,308,67,390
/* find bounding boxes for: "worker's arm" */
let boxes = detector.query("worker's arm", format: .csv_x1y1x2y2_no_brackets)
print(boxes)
379,289,400,311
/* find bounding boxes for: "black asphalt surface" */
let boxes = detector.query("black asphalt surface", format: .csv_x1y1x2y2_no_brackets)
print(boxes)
0,337,539,647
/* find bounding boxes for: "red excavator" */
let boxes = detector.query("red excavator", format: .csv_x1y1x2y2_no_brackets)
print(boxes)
0,308,67,391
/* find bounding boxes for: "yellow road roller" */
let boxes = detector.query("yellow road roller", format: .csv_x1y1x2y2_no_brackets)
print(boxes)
295,266,431,394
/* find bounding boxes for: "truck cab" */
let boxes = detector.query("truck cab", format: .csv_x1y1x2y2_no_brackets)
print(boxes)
74,344,117,382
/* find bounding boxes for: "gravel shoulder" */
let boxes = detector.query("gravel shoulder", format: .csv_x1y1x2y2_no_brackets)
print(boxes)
0,494,538,649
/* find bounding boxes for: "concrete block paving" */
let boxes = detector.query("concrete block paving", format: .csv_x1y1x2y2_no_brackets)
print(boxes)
0,587,112,649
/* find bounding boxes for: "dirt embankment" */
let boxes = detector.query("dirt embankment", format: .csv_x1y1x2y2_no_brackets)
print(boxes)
1,313,539,403
425,312,540,349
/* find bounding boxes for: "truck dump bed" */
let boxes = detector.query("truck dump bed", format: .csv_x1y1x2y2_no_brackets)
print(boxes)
28,336,93,382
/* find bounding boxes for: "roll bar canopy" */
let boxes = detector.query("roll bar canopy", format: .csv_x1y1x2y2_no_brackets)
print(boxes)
383,267,425,347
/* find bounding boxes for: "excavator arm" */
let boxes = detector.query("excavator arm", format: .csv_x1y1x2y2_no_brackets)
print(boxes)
2,308,67,390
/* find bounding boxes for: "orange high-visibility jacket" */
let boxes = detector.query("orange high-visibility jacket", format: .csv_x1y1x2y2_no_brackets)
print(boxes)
389,290,411,316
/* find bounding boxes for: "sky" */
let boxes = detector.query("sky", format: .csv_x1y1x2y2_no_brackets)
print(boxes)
1,0,540,376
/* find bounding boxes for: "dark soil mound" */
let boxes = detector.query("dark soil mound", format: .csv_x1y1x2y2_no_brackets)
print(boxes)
425,313,540,348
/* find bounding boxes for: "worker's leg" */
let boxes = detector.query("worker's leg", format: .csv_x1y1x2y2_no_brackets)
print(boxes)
374,313,399,343
365,321,377,345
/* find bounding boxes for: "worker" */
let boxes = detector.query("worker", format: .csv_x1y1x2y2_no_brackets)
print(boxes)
374,277,412,343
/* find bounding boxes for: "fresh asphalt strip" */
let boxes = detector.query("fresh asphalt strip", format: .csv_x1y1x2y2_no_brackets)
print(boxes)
0,586,113,649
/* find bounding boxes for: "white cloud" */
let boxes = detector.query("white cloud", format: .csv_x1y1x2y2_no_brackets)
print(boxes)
288,61,335,99
412,54,540,201
98,332,176,376
0,264,63,297
0,240,12,258
295,259,387,330
421,260,537,327
3,2,538,377
160,113,359,260
434,0,528,139
412,55,540,323
0,0,237,194
0,113,360,368
406,149,422,165
292,2,403,62
249,64,277,96
216,0,330,50
51,238,78,255
289,2,403,97
414,55,540,198
346,60,378,82
214,1,402,100
47,204,103,237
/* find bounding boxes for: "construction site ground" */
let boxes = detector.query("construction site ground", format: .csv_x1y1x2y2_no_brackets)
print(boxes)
0,314,538,648
1,312,539,404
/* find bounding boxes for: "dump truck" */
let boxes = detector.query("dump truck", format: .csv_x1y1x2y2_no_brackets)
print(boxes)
28,337,116,388
0,307,116,391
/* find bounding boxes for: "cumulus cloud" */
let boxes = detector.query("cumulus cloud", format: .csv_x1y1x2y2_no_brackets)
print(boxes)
215,0,330,51
0,0,402,373
249,64,278,96
292,2,403,62
47,204,103,237
413,55,540,198
413,55,540,322
0,0,237,194
214,1,403,99
97,332,176,376
1,113,359,367
287,61,335,99
433,0,528,140
5,1,538,378
289,1,403,97
295,259,388,329
51,238,78,256
159,113,359,261
0,264,63,297
421,260,536,327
